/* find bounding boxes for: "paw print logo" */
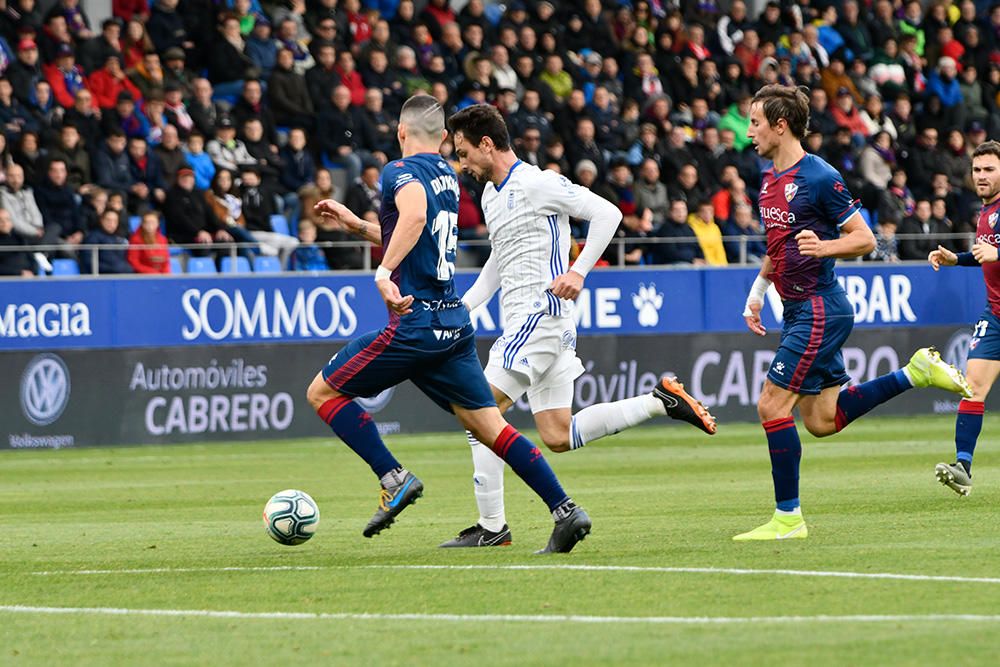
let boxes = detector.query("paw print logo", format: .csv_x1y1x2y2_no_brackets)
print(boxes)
631,283,664,327
773,362,785,375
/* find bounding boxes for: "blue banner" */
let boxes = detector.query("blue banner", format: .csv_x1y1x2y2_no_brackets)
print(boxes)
0,265,988,350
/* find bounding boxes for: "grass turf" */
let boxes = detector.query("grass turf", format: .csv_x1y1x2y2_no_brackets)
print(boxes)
1,415,999,666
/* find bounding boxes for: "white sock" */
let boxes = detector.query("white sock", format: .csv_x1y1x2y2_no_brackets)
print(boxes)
468,431,506,532
569,394,665,450
775,507,802,516
900,366,915,387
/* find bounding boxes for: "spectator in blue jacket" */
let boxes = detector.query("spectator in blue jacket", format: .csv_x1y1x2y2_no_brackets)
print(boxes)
80,208,133,274
183,131,215,191
278,127,315,194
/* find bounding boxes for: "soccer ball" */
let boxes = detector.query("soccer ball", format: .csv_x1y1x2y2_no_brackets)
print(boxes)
263,489,320,545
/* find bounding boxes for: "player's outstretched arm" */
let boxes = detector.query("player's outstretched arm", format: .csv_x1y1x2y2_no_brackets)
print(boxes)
743,256,771,337
462,251,499,311
314,199,383,246
929,244,959,270
548,178,623,299
796,214,874,259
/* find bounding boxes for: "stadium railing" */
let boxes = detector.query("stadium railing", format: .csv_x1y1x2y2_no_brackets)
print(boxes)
0,233,976,275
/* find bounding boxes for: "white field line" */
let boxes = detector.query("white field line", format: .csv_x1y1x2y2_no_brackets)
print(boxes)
28,563,1000,585
2,605,1000,625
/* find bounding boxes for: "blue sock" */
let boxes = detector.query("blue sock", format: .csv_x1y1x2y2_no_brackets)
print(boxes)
956,399,985,471
834,370,911,432
318,397,400,478
492,425,568,511
764,417,801,511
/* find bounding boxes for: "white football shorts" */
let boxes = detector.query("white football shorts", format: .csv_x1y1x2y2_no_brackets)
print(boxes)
484,314,584,413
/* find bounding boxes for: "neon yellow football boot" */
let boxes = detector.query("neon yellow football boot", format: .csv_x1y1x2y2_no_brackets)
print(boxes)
732,511,808,541
905,347,973,398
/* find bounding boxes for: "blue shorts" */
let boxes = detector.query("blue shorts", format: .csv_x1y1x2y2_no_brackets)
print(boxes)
768,289,854,395
968,310,1000,361
321,303,496,413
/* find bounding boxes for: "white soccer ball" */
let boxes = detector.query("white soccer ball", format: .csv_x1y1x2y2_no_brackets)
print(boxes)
263,489,320,545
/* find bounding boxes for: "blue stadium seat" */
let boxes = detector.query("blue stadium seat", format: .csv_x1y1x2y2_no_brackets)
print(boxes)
169,245,187,256
253,256,283,273
187,257,217,274
220,256,252,274
51,258,80,276
129,216,141,233
269,214,291,236
169,257,183,274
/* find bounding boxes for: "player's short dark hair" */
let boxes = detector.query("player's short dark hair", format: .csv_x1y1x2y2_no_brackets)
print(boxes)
447,104,511,151
972,140,1000,163
752,84,810,139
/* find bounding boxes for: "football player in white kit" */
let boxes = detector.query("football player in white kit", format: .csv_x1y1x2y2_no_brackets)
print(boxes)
438,104,717,547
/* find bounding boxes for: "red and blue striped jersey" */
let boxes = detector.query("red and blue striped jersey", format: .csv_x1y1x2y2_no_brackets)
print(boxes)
758,153,861,301
975,197,1000,317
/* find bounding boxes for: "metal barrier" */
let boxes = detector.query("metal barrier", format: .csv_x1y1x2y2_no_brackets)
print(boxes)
0,232,978,275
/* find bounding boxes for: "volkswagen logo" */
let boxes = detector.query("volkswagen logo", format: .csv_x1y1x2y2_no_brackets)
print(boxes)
944,329,972,372
20,354,71,426
355,387,395,414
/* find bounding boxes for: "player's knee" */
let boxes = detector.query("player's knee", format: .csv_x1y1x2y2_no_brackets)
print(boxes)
542,435,570,453
802,419,837,438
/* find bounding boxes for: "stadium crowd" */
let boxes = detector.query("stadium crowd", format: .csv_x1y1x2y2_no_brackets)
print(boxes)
0,0,997,276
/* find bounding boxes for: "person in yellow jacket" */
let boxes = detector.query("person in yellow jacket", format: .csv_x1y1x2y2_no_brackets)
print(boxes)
687,199,728,265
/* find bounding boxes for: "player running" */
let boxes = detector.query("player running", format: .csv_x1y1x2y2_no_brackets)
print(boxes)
306,95,591,553
736,84,973,541
927,140,1000,496
436,104,716,548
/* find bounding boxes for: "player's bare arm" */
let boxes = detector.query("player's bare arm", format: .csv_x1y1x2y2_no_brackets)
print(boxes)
374,182,430,316
929,244,958,270
796,214,875,259
314,198,383,245
743,255,771,337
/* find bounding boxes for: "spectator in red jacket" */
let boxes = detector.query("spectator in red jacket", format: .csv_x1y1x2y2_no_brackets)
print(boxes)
127,209,170,273
88,55,142,110
335,50,367,107
830,86,870,141
43,43,88,109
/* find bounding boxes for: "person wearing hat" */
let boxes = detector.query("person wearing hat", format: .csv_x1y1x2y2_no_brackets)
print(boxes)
206,114,256,173
8,39,42,107
246,14,278,80
87,54,142,110
43,42,88,108
161,47,195,98
162,164,240,254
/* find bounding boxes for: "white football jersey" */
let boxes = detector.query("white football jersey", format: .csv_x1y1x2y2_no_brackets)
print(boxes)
481,162,589,323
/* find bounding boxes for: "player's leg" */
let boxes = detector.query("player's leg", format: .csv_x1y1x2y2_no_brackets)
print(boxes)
936,357,1000,496
418,334,590,553
441,385,515,548
735,296,826,542
306,330,422,537
733,379,809,541
568,375,718,449
455,403,591,554
806,347,971,437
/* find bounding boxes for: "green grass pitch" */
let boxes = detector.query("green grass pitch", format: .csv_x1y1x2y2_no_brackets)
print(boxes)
2,416,1000,666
